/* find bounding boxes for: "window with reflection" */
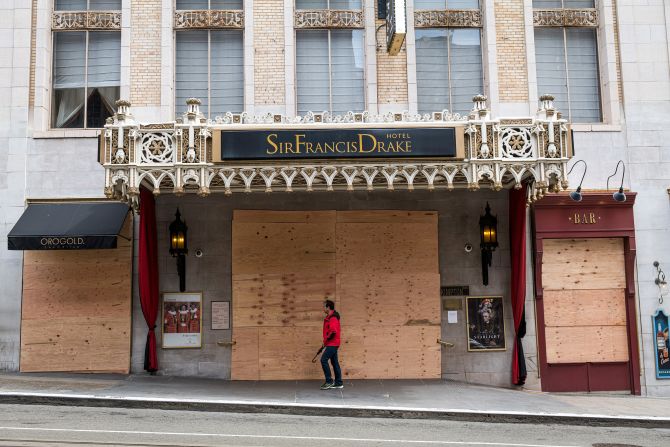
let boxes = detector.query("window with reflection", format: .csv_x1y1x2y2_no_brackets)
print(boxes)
52,0,121,128
414,0,482,115
415,28,483,115
295,0,365,115
174,0,244,118
533,0,602,122
414,0,479,10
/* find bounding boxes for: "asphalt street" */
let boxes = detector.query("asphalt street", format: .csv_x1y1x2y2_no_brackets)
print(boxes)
0,404,667,447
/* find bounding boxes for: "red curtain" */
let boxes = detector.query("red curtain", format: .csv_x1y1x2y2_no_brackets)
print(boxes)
509,185,528,386
139,188,159,372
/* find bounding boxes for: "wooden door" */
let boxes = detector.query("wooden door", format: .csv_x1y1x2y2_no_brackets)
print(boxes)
231,210,440,380
540,238,631,391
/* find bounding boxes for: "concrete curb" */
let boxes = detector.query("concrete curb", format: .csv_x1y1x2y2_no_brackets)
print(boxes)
2,393,669,429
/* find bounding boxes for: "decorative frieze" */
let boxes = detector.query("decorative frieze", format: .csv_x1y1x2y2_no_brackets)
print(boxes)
52,11,121,30
210,109,467,125
499,119,533,126
414,9,482,28
101,96,572,205
294,10,364,29
533,9,598,27
174,10,244,29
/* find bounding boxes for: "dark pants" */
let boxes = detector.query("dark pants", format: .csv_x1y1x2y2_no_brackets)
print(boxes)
320,346,342,385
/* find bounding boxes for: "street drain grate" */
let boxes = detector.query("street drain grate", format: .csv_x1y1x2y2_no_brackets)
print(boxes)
592,444,643,447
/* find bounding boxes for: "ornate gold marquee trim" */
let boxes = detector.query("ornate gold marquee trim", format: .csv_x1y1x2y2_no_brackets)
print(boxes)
101,96,572,208
294,10,364,29
52,11,121,30
533,9,599,27
414,9,482,28
174,10,244,29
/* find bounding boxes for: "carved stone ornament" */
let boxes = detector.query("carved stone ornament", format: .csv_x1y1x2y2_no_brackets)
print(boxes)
500,119,533,126
414,9,482,28
294,10,364,29
533,9,598,27
174,10,244,29
52,11,121,30
102,97,572,202
211,110,468,125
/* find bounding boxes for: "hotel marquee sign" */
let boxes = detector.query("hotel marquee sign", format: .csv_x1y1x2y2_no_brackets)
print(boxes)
216,127,462,161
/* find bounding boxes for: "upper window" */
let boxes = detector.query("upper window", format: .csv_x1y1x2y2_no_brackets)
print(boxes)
532,0,594,7
296,0,361,9
174,0,244,118
55,0,122,10
414,0,479,10
51,0,121,129
296,30,365,115
176,0,243,8
294,0,365,115
175,30,244,117
414,0,483,115
52,31,120,128
415,28,483,115
533,0,601,122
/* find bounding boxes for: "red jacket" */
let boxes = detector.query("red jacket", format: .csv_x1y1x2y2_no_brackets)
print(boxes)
323,311,341,347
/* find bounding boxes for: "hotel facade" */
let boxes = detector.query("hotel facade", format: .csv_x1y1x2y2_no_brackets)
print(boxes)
1,0,670,396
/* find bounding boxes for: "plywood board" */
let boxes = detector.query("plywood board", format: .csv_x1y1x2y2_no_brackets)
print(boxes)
339,326,440,379
337,327,398,379
336,223,438,274
542,258,625,277
20,317,130,373
21,286,131,320
233,273,335,327
337,210,438,224
22,262,131,289
22,249,131,266
20,215,132,374
542,238,624,264
542,273,625,292
232,222,336,275
337,273,440,327
232,327,260,380
544,289,627,327
231,210,440,380
542,238,625,290
545,325,629,363
233,210,336,223
398,326,441,379
258,327,322,380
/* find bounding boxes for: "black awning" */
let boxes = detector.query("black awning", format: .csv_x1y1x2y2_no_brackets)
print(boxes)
8,202,130,250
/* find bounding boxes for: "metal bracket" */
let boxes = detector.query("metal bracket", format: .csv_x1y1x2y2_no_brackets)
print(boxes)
437,338,454,348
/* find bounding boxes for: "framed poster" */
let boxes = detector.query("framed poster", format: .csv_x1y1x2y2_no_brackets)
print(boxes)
211,301,230,330
466,296,506,351
652,310,670,379
162,292,202,348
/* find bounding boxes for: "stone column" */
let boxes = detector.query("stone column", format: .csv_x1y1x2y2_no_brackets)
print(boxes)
130,0,162,121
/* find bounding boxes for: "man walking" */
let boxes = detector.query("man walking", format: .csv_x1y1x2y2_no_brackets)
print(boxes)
320,299,343,390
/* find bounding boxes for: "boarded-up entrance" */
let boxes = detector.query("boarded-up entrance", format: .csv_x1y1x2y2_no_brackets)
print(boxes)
231,210,440,380
19,215,133,373
541,238,630,391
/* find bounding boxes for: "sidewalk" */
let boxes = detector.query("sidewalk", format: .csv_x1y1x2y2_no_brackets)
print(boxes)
0,373,669,428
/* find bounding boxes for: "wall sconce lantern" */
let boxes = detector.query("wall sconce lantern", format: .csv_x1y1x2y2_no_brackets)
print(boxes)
479,202,498,286
169,209,188,292
567,159,588,202
654,261,668,303
607,160,627,202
